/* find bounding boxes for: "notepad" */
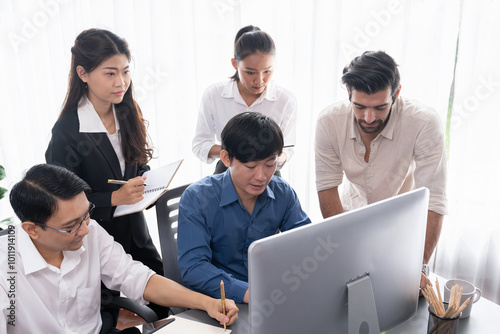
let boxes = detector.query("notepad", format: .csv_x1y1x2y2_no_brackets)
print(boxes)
113,159,183,217
152,316,232,333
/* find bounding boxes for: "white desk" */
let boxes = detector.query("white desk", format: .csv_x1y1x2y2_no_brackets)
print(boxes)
175,275,500,333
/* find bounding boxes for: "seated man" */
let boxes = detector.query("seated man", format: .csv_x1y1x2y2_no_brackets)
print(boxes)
178,112,311,303
0,164,238,334
315,51,448,288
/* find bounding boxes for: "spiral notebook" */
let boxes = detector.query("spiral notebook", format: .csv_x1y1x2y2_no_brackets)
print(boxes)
113,159,183,217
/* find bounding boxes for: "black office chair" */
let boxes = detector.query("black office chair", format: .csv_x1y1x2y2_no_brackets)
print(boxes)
155,183,191,314
100,292,158,333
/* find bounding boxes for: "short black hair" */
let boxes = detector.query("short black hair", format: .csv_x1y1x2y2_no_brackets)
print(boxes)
10,164,91,225
221,112,283,163
342,50,400,101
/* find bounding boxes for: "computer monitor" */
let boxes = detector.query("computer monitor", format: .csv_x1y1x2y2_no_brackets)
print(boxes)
248,188,429,334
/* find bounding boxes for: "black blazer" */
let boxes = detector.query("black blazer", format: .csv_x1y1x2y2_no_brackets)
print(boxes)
45,109,151,249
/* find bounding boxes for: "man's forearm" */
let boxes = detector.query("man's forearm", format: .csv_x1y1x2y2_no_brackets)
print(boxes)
318,187,344,218
423,210,443,264
143,274,212,311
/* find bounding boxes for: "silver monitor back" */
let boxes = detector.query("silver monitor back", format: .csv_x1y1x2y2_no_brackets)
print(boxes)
248,188,429,334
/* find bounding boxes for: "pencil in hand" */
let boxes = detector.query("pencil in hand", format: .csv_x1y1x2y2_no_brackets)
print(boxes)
220,280,226,330
107,179,150,187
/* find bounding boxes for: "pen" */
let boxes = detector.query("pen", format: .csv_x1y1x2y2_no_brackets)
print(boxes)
283,145,295,148
107,179,150,187
220,280,226,330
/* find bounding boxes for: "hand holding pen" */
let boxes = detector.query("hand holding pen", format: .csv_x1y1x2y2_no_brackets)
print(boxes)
110,176,147,206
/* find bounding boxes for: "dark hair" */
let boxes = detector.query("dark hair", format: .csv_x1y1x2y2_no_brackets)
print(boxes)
342,51,400,101
230,25,276,80
10,164,91,226
221,112,283,163
60,28,153,165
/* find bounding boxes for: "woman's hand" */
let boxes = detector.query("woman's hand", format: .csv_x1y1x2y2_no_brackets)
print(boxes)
111,176,147,206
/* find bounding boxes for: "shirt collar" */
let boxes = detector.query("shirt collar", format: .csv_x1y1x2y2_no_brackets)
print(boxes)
77,96,120,133
219,169,275,207
221,80,277,104
18,223,86,275
379,99,399,140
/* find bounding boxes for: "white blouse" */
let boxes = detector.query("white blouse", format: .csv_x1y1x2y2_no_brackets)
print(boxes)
192,80,297,164
77,97,126,176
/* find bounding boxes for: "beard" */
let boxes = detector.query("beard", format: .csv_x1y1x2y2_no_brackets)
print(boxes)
357,119,385,133
357,106,393,134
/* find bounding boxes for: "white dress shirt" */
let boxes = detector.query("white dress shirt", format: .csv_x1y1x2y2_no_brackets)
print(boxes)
78,97,126,176
0,221,155,334
315,97,448,215
192,79,297,163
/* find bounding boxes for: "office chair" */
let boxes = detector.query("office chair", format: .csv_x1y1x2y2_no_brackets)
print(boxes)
100,292,158,333
155,183,191,314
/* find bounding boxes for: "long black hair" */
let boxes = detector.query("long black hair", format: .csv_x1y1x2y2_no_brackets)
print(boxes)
60,28,152,165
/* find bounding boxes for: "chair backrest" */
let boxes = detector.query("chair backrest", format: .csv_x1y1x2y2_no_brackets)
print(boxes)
155,184,191,285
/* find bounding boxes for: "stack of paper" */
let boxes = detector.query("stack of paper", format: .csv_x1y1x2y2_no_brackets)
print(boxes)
153,316,232,333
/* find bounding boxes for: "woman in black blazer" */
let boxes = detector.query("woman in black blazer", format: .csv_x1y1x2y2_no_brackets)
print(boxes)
45,29,166,319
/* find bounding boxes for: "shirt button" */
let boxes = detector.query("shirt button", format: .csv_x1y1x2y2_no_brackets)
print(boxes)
246,107,251,111
62,299,66,304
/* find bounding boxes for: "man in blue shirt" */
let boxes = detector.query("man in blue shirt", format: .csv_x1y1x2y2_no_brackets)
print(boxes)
178,112,311,303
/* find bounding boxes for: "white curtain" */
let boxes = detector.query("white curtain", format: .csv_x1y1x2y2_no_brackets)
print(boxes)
433,0,500,305
0,0,498,303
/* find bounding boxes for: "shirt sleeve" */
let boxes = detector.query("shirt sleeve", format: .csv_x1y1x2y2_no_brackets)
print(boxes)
279,183,311,232
45,119,83,181
137,163,150,176
280,91,297,161
177,190,248,303
192,87,218,164
45,118,115,212
413,111,448,215
315,108,345,192
95,223,155,305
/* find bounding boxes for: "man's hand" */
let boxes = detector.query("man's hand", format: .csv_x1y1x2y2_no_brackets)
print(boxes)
205,298,239,326
243,289,249,303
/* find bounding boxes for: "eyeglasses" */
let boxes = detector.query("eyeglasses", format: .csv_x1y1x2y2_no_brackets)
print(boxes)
33,203,95,234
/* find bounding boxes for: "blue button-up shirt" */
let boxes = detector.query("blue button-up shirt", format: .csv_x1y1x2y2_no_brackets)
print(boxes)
177,169,311,302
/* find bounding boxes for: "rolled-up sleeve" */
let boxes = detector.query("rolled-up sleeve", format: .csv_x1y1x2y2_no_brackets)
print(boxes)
315,108,345,192
97,223,155,305
192,88,218,164
414,112,448,215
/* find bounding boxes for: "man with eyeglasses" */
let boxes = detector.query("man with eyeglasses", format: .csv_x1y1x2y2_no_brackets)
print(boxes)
1,164,238,334
315,51,448,291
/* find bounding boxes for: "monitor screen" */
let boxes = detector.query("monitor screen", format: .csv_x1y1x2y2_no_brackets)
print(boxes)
248,188,429,334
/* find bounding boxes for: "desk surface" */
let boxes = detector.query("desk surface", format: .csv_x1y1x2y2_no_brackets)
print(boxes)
176,275,500,333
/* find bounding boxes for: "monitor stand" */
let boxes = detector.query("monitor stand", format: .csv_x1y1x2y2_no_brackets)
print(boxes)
347,274,381,334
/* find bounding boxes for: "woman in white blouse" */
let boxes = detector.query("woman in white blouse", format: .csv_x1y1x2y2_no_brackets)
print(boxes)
192,25,297,174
